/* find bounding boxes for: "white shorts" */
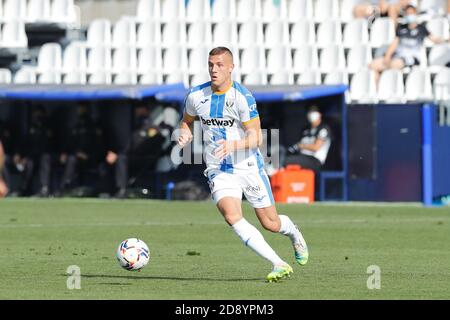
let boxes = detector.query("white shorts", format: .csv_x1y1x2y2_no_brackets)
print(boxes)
205,169,275,209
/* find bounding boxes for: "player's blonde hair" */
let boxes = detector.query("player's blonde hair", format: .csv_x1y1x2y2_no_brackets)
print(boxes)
209,47,234,63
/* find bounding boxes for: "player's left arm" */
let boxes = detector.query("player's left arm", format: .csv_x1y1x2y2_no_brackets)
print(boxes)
214,117,262,160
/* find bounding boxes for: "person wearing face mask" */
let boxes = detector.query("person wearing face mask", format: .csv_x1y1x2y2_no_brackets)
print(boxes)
370,4,447,85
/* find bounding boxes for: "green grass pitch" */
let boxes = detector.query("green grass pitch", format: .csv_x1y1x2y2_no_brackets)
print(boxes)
0,198,449,299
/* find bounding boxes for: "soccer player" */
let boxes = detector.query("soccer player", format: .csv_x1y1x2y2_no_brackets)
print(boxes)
0,140,8,198
177,47,309,282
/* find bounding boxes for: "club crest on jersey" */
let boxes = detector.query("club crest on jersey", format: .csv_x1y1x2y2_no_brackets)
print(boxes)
225,100,234,109
200,117,235,127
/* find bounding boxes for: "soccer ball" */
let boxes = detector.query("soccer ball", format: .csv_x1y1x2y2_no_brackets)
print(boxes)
116,238,150,271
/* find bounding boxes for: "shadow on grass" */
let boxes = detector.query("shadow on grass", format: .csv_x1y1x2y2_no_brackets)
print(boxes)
64,274,262,282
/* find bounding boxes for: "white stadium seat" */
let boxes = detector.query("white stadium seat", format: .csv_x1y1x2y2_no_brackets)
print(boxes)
293,45,319,73
349,68,377,103
162,46,188,74
87,19,112,47
112,18,137,48
50,0,77,25
211,0,236,23
188,47,209,74
404,68,433,101
270,71,294,85
419,0,446,17
87,46,112,73
139,72,163,85
340,0,360,23
377,69,405,103
63,41,87,73
3,0,27,22
428,44,450,72
264,20,290,48
425,18,450,47
343,18,369,48
137,46,163,74
242,71,268,85
319,45,346,73
190,72,210,86
38,70,62,84
266,46,293,74
136,20,161,48
88,71,112,84
185,0,210,23
0,68,12,84
346,44,372,74
114,72,138,85
370,17,395,48
1,21,28,48
186,21,212,49
290,20,316,47
136,0,160,21
63,71,87,84
160,0,185,22
112,46,137,73
433,67,450,100
165,72,188,85
314,0,339,23
37,42,62,73
236,0,262,23
212,21,238,47
161,21,186,47
240,47,266,74
14,67,37,84
261,0,287,23
26,0,51,23
324,70,349,85
296,69,321,85
238,21,264,49
316,20,343,48
287,0,313,22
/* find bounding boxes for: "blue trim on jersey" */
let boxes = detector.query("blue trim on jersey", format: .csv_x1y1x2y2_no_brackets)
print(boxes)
216,94,226,118
256,152,274,205
233,82,259,120
210,93,219,118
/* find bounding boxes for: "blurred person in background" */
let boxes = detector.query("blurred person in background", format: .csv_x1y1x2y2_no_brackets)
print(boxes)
354,0,415,22
0,140,8,198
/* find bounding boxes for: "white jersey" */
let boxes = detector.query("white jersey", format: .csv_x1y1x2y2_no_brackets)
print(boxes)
184,81,264,174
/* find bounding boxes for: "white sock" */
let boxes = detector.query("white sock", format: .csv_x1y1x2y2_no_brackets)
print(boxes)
232,218,284,266
279,215,307,249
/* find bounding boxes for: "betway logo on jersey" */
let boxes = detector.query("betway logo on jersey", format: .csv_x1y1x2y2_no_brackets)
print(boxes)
200,117,235,127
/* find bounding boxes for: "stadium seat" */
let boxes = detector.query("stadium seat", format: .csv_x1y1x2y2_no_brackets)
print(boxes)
136,0,160,21
50,0,77,25
319,45,346,73
211,0,236,23
87,46,112,73
290,20,316,47
112,46,137,73
212,21,238,47
0,21,28,48
136,20,161,48
242,71,268,85
238,21,264,49
38,70,62,84
160,0,185,22
87,19,112,47
161,21,187,47
63,71,87,84
428,44,450,72
139,72,163,84
162,46,188,74
37,42,63,73
314,0,340,23
261,0,287,23
63,41,87,73
349,68,377,102
88,71,112,84
112,18,137,48
0,68,12,84
114,72,138,85
264,20,290,48
343,18,369,48
269,71,294,85
419,0,446,17
425,18,449,47
266,46,293,74
185,0,210,23
188,47,209,74
3,0,27,22
13,66,37,84
324,70,349,85
186,21,213,49
377,69,405,103
190,72,210,86
296,69,321,85
287,0,314,22
370,17,395,48
404,68,433,101
292,45,319,73
137,46,163,74
165,72,188,85
346,44,372,74
340,0,360,22
316,20,343,48
433,67,450,100
240,47,266,74
26,0,51,23
236,0,262,23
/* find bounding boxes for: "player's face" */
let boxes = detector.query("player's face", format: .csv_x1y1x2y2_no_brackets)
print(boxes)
208,53,234,90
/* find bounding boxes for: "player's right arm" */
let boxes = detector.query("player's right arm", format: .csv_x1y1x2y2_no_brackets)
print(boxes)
177,93,197,148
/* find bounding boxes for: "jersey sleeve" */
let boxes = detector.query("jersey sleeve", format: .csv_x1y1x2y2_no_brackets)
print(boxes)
238,91,259,124
183,93,196,117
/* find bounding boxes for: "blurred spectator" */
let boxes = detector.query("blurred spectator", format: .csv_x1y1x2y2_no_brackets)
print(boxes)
354,0,414,22
0,140,8,198
369,4,447,84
